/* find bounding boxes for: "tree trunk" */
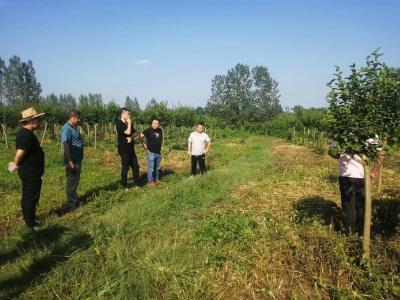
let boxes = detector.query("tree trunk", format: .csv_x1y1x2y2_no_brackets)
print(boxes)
363,163,372,257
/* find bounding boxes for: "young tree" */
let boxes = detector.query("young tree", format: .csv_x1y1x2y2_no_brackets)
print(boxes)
0,57,5,125
325,50,400,256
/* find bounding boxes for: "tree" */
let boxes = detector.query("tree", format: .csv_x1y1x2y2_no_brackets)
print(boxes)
125,96,141,112
172,106,197,127
252,65,282,121
325,50,400,256
3,56,42,106
105,101,121,123
206,63,282,125
389,67,400,80
142,99,171,126
78,94,106,124
0,57,5,125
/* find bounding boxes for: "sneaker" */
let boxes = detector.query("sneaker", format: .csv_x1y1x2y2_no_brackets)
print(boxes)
147,182,157,187
27,224,40,232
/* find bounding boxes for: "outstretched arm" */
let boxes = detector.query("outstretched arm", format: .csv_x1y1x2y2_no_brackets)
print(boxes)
370,150,385,180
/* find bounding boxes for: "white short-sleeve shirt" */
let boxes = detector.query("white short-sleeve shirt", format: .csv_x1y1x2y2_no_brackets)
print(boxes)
188,132,211,156
330,141,364,178
331,137,381,179
338,154,364,178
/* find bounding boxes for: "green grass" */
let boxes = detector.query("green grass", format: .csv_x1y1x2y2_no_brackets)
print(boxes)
0,136,270,298
1,136,399,299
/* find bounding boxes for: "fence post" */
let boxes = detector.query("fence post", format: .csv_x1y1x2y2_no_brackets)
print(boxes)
40,122,48,147
377,138,386,194
292,127,296,143
1,124,8,149
86,124,90,141
94,123,97,149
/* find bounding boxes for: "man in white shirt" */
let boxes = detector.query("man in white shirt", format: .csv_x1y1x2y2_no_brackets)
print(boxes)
328,140,384,235
187,124,211,176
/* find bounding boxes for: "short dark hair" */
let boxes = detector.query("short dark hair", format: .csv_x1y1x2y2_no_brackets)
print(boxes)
69,109,81,118
151,118,160,123
121,107,130,114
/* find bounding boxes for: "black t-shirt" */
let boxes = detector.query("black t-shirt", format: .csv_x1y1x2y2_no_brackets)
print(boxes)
16,127,44,180
116,119,136,152
143,127,163,154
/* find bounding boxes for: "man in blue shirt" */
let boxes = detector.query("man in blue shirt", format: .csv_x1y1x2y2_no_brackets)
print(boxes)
61,109,84,211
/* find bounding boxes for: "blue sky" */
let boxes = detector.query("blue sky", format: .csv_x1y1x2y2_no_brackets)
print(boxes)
0,0,399,109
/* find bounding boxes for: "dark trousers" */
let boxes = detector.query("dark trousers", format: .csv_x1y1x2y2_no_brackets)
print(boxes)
66,163,81,209
20,177,42,227
191,154,206,176
339,176,365,235
120,150,140,187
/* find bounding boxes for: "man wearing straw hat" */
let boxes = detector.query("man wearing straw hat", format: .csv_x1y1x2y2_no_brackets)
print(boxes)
8,107,45,232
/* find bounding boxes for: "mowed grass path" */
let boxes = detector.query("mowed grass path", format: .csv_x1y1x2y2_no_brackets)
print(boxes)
1,137,272,299
1,137,399,299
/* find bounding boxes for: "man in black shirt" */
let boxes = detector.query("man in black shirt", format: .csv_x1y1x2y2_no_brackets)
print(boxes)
9,107,45,231
116,108,140,189
140,119,163,186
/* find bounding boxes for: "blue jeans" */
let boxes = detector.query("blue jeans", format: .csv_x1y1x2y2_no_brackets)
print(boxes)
147,151,161,182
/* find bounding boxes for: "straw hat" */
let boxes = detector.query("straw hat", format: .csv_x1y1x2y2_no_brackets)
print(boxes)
19,107,45,123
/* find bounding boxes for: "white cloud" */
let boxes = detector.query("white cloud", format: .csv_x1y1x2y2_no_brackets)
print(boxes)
135,59,151,65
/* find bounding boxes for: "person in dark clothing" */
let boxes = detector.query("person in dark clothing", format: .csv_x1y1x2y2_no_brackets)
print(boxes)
61,109,84,211
9,107,45,231
140,119,163,186
116,107,140,189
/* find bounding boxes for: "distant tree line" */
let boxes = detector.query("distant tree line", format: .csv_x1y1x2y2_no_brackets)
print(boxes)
4,54,395,137
0,56,220,128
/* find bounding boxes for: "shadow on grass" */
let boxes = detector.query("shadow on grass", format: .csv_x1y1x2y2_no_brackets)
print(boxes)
325,173,339,184
293,196,343,231
294,192,400,238
0,224,92,299
142,167,176,184
80,180,121,203
372,189,400,238
0,225,67,266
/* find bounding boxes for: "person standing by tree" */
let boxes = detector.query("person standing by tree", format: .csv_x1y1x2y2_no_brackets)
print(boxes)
140,119,163,186
328,140,384,235
61,109,84,211
116,107,140,190
187,124,211,176
8,108,45,231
